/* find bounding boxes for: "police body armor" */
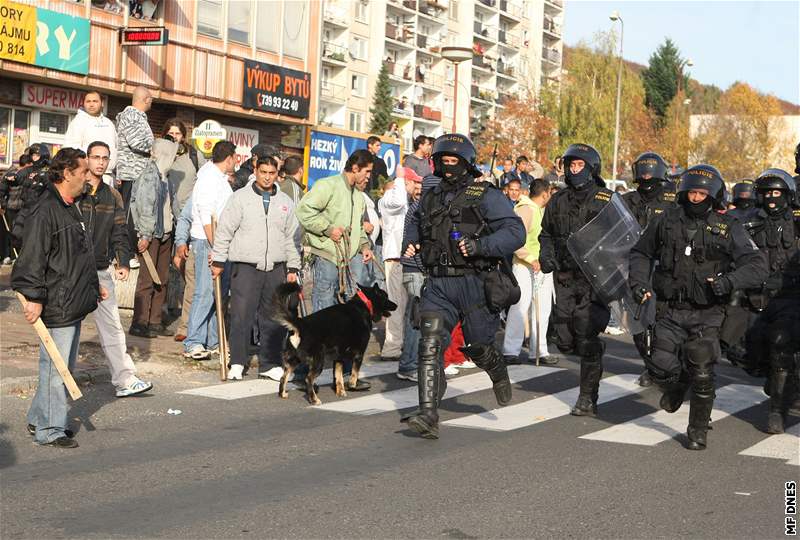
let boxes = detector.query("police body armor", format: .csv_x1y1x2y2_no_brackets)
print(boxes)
622,186,676,229
546,186,613,270
751,210,797,279
419,179,494,277
652,207,739,306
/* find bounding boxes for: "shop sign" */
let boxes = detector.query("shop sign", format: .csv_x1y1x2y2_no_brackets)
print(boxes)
192,119,226,156
242,60,311,119
21,82,87,113
0,1,90,75
222,124,259,168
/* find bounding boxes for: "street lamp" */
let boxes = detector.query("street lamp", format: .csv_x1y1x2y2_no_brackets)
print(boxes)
441,46,473,133
609,10,623,181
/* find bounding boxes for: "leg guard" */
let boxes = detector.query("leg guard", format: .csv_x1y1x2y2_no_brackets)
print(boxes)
788,361,800,416
405,314,446,439
461,344,511,406
654,371,690,413
685,340,716,450
571,339,605,417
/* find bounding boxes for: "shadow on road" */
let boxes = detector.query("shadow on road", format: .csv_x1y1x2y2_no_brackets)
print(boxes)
0,423,18,469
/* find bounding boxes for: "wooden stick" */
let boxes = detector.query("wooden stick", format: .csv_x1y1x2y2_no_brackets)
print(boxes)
15,293,83,400
140,250,162,286
211,216,228,381
532,276,541,367
1,213,19,258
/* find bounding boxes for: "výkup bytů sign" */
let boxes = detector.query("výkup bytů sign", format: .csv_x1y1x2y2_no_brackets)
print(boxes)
242,59,310,120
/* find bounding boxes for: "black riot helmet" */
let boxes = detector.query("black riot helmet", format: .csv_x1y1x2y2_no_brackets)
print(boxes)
732,181,755,203
562,143,603,189
794,142,800,174
631,152,668,183
430,133,482,179
754,168,798,209
677,164,726,209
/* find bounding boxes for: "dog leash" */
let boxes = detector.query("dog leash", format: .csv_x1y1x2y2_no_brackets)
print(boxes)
333,230,356,304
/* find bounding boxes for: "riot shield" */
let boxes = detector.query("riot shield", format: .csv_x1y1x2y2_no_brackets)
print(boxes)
567,193,655,334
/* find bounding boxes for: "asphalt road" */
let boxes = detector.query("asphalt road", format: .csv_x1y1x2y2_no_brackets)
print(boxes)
1,334,797,539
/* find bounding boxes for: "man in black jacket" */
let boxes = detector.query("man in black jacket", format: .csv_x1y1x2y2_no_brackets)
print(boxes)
12,148,104,449
367,136,389,194
81,141,153,398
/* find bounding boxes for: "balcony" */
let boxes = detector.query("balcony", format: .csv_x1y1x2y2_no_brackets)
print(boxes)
393,99,413,117
470,85,496,104
320,82,347,103
499,0,523,19
386,61,415,82
542,48,561,65
544,17,561,37
478,0,496,7
474,22,496,41
386,22,415,47
321,42,348,65
498,30,521,48
416,32,443,52
496,61,516,78
413,104,442,122
418,0,446,21
544,0,563,12
472,55,494,72
323,6,348,27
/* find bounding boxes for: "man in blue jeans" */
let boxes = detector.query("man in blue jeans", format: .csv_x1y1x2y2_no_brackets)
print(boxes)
12,148,104,448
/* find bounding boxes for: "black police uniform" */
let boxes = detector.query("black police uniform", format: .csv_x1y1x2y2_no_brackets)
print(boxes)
403,133,526,439
742,168,800,433
629,165,767,450
621,152,677,385
539,143,613,417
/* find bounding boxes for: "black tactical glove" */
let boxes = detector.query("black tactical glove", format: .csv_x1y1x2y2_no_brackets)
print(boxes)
460,238,482,257
709,275,733,296
632,286,652,304
539,258,558,274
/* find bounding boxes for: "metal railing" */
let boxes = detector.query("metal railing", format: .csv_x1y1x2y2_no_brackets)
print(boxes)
498,30,521,47
322,41,348,63
386,61,415,81
472,55,494,71
496,62,516,77
386,22,415,44
544,18,561,36
542,48,561,64
323,6,348,25
499,0,524,18
320,82,347,102
418,0,446,20
417,70,444,87
474,23,497,40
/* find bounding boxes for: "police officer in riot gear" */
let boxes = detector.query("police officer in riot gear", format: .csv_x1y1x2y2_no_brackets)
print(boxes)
794,143,800,236
742,168,800,433
719,180,765,365
630,165,767,450
539,143,614,417
402,133,526,439
622,152,677,387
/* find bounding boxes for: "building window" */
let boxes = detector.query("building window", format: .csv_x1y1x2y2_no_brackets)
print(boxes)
449,0,458,20
283,1,308,59
350,37,367,61
256,1,280,51
12,109,29,165
228,0,251,44
349,111,363,132
322,67,332,88
355,0,368,22
197,0,222,38
351,74,366,97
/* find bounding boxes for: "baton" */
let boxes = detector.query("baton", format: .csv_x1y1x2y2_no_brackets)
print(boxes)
296,273,308,318
211,216,229,381
1,213,19,258
140,250,162,287
532,275,541,366
16,293,83,400
634,298,648,321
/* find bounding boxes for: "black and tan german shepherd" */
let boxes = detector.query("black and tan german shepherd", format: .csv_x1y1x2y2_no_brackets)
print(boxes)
271,282,397,405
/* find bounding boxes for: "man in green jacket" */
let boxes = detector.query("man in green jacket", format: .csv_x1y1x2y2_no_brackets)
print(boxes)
296,149,374,311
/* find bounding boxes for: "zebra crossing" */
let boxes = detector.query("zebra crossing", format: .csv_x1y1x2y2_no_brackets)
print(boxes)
178,364,799,465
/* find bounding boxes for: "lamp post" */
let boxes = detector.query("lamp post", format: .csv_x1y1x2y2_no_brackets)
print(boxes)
609,10,623,181
441,46,473,133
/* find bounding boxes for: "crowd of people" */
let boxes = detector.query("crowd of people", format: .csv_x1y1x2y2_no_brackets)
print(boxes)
2,86,799,450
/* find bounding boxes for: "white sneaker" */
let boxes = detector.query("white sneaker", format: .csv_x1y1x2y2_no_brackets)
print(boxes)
129,257,140,269
457,360,477,369
116,377,153,397
604,325,625,336
183,345,209,359
227,364,244,380
444,365,460,378
259,366,285,381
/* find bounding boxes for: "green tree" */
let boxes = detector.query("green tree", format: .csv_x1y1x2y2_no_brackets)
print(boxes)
368,64,393,134
641,38,690,121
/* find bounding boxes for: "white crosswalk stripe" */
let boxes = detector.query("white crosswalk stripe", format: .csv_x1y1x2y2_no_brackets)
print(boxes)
443,373,643,431
316,365,563,415
177,363,398,400
739,422,800,466
579,383,766,446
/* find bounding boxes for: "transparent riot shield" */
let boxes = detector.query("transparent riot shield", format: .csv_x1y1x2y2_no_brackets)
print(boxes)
567,193,655,335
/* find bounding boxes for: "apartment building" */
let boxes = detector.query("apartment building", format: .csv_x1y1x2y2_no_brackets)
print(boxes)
318,0,563,150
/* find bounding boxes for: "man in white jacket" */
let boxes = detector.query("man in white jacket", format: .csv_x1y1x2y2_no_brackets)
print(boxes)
377,166,422,362
64,91,117,186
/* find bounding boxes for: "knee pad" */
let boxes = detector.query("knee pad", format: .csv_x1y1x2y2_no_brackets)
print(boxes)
460,343,491,362
419,312,444,338
576,338,605,359
685,338,716,370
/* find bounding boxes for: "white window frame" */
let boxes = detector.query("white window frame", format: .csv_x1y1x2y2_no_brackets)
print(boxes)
351,74,367,98
355,0,368,22
350,37,367,61
349,111,363,132
197,0,223,38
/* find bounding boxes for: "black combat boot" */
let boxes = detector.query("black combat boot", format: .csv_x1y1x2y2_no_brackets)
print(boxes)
571,357,603,417
686,390,714,450
461,344,512,406
404,321,446,439
659,371,690,413
637,370,653,387
766,367,789,434
788,369,800,416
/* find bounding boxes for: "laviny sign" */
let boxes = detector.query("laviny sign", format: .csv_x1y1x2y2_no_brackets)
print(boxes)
242,60,311,120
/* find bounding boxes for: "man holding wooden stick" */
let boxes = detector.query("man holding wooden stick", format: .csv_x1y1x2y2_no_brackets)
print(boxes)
11,148,106,449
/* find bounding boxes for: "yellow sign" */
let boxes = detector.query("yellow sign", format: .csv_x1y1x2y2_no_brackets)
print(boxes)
0,0,37,65
192,119,226,157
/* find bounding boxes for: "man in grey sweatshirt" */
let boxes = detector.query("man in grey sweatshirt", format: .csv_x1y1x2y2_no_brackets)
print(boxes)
211,157,302,380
